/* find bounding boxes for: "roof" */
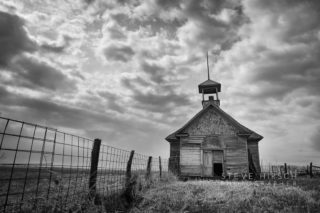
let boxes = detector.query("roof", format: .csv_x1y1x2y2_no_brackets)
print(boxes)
165,103,263,143
198,79,221,94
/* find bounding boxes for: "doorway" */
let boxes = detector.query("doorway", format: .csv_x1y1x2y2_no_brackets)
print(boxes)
213,163,223,176
203,150,224,177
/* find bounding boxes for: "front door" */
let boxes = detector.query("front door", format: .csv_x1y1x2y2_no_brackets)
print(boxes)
203,151,213,177
203,150,224,177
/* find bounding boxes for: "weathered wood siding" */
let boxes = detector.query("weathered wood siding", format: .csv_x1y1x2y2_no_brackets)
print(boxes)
224,136,249,174
203,151,213,176
212,150,223,163
181,135,204,144
174,107,255,177
169,142,180,174
202,136,224,150
180,144,201,176
247,141,261,173
183,107,237,135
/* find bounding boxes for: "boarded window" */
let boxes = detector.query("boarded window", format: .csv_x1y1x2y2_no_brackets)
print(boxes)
180,145,201,166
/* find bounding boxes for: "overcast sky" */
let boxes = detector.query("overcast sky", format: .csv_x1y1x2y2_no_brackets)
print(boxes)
0,0,319,165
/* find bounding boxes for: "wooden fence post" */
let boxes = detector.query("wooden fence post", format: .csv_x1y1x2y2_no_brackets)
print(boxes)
310,162,313,178
159,156,162,179
122,150,136,206
89,138,101,203
146,156,152,180
126,150,135,183
284,163,287,174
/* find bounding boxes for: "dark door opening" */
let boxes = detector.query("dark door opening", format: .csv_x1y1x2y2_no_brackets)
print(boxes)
213,163,223,176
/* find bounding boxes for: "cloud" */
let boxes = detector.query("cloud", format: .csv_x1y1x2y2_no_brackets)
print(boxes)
221,0,320,101
310,127,320,152
102,43,134,62
121,76,191,114
133,91,190,113
39,35,72,53
0,11,36,66
132,0,181,21
97,91,125,113
209,0,320,163
0,10,78,93
0,87,170,155
175,0,245,52
2,0,320,163
141,61,166,84
5,55,77,92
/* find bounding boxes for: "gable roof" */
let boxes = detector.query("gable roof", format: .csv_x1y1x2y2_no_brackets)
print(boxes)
165,103,263,142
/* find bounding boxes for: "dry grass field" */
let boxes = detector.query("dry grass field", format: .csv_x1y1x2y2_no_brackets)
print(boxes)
1,168,320,212
129,177,320,213
0,166,158,212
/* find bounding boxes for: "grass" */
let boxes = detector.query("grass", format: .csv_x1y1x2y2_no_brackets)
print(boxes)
129,178,320,213
1,165,320,213
0,165,164,212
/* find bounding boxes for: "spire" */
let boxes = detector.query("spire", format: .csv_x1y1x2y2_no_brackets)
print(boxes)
207,52,210,80
198,51,221,107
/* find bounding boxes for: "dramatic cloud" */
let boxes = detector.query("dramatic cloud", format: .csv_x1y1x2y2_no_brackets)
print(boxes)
40,35,72,53
121,75,191,115
0,11,36,66
8,55,77,92
1,0,320,162
141,61,166,84
97,91,125,113
103,43,135,62
232,0,320,100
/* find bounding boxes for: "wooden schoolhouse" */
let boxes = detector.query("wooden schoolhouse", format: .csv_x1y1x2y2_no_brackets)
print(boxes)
165,56,263,178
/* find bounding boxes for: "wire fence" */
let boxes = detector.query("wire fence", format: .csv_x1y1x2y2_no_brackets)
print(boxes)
260,163,320,177
0,117,169,212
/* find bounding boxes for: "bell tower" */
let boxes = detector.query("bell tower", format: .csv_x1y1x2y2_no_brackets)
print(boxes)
198,52,221,108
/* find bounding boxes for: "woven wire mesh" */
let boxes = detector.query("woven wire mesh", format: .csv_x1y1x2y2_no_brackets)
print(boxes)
97,145,130,201
0,117,93,212
0,116,169,212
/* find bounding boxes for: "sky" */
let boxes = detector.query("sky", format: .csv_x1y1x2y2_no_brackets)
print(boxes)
0,0,319,165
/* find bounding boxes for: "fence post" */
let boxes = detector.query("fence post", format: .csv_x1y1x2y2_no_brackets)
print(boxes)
310,162,313,178
126,150,135,183
89,138,101,203
284,163,287,174
146,156,152,180
159,156,162,179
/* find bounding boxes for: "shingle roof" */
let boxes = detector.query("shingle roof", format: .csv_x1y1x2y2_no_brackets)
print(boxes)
165,103,263,142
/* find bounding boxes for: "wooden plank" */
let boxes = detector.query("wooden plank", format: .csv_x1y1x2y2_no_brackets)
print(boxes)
181,165,202,175
247,141,261,173
200,147,203,176
203,151,213,177
223,136,249,174
180,145,201,166
212,150,223,163
181,136,204,144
